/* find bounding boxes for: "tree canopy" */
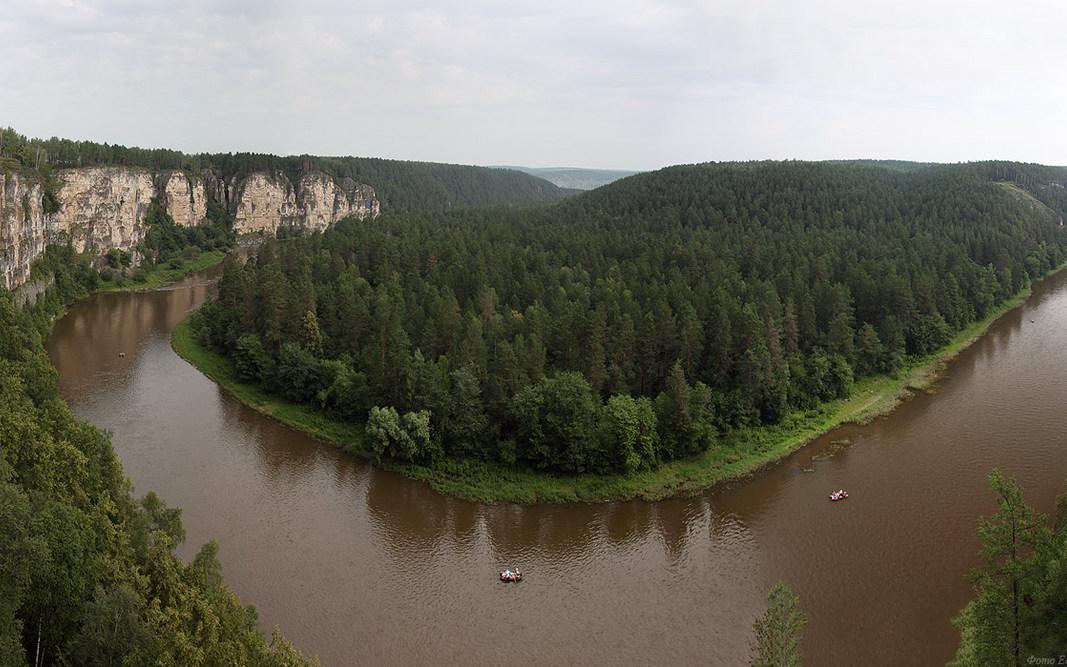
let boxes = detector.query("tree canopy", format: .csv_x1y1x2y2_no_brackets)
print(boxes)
952,471,1067,665
193,161,1067,474
0,248,316,666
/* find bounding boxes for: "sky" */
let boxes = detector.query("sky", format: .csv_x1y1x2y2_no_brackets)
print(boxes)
2,0,1066,170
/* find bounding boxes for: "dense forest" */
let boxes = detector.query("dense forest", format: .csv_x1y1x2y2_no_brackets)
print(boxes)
191,161,1067,474
952,471,1067,665
0,248,315,665
0,126,570,213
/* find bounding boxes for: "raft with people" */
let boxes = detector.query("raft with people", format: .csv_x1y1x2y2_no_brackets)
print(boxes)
500,568,523,583
829,489,849,502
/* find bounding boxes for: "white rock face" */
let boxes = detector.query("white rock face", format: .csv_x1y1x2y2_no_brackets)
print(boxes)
233,171,379,234
298,172,380,231
0,172,50,290
232,172,300,233
0,165,379,290
163,171,207,227
53,166,155,254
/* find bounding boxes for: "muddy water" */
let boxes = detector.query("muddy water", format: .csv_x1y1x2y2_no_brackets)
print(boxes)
46,265,1067,665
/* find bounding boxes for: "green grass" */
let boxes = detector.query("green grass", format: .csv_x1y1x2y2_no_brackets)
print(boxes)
171,320,365,445
95,251,227,292
171,263,1066,504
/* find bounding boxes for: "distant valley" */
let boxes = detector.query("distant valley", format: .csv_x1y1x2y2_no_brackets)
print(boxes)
495,165,639,190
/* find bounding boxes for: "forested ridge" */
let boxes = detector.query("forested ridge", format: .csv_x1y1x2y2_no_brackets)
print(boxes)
0,249,315,665
191,160,1067,475
0,126,569,213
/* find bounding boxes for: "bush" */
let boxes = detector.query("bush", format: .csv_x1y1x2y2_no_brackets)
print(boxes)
233,334,273,383
366,406,434,463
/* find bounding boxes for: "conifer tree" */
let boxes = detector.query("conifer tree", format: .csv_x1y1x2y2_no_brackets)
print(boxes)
751,583,805,667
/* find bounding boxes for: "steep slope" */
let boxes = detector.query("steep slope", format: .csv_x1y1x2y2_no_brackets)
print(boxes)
0,165,380,290
0,127,576,289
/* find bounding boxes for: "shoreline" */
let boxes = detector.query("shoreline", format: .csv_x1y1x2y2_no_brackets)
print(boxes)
18,248,229,336
170,262,1066,504
93,250,227,293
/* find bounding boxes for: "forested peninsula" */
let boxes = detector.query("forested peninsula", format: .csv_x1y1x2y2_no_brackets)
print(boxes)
0,127,594,663
180,160,1067,502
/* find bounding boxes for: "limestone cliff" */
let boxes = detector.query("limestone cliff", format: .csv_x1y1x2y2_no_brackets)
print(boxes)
163,171,208,227
0,165,379,290
53,166,156,254
0,171,50,291
297,172,379,232
230,171,379,233
231,172,301,233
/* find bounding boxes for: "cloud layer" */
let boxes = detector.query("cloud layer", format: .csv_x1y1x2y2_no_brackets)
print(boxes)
2,0,1065,169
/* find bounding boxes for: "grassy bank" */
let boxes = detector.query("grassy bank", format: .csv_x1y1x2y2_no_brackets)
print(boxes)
95,250,227,292
171,266,1063,504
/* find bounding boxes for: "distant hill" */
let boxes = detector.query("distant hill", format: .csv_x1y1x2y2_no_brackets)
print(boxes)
825,159,936,172
495,165,639,190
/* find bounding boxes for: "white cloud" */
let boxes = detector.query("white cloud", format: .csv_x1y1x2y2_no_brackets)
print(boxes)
1,0,1066,169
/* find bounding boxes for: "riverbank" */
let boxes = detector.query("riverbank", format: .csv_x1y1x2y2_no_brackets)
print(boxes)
95,250,227,292
20,248,228,338
171,264,1064,504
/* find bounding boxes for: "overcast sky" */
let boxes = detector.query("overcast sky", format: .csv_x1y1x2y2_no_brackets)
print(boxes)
2,0,1065,170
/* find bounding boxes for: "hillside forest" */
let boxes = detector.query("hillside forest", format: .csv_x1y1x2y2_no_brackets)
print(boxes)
191,161,1067,474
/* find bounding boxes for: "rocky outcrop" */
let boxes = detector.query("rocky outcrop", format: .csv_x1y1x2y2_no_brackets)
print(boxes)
163,171,208,227
231,171,379,233
297,172,379,232
53,166,156,254
0,171,50,291
231,172,301,233
0,165,379,290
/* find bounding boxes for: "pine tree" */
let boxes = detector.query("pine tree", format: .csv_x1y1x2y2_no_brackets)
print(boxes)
951,470,1050,666
447,366,490,458
302,309,324,357
751,582,805,667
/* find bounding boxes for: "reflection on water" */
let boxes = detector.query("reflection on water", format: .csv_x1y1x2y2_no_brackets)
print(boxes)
46,265,1067,665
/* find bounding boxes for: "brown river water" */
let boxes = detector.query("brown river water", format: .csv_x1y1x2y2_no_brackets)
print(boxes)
46,264,1067,666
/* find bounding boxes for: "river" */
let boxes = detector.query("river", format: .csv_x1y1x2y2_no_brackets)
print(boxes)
45,264,1067,665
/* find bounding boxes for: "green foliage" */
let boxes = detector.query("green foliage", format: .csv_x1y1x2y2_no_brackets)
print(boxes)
302,309,324,357
234,333,273,382
366,406,434,463
602,394,659,472
951,471,1067,666
654,361,716,457
0,272,316,664
194,161,1067,477
751,582,806,667
273,342,328,403
70,584,149,665
140,198,234,271
508,372,602,472
446,365,490,458
907,312,953,355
